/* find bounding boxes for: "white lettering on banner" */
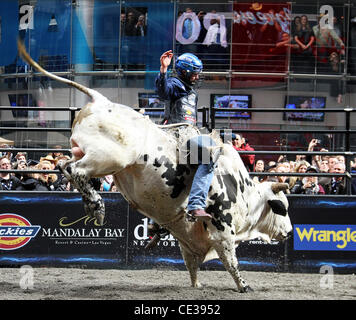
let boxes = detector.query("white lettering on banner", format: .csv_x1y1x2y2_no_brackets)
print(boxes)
19,5,34,30
203,13,227,48
233,7,291,27
176,11,227,47
176,12,201,44
133,218,177,246
134,217,149,240
41,228,125,238
319,5,334,30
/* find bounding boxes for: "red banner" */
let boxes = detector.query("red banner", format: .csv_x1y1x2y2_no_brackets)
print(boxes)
232,2,291,87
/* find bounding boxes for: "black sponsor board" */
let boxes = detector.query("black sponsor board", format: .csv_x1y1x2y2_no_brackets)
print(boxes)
1,192,356,273
234,239,287,272
287,195,356,273
127,206,183,269
0,192,128,267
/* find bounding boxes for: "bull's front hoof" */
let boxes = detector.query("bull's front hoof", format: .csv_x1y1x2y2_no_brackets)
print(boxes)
191,281,202,288
96,212,105,226
239,285,254,293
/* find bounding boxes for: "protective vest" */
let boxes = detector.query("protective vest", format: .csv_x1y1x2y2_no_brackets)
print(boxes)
165,89,198,125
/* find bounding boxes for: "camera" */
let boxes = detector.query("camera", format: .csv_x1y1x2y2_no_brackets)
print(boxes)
316,139,321,144
311,183,315,188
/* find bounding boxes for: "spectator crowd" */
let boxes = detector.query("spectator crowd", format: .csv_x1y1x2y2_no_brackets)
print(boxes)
1,136,355,195
0,145,116,192
234,135,354,195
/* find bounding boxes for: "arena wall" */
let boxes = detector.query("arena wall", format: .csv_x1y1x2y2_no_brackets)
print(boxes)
0,192,355,273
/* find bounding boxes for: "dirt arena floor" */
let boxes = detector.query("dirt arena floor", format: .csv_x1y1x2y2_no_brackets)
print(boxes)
0,267,355,300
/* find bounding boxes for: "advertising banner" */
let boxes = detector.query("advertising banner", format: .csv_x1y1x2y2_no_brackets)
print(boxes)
0,192,128,266
231,2,291,87
1,193,356,272
288,195,356,272
294,224,356,251
127,212,182,268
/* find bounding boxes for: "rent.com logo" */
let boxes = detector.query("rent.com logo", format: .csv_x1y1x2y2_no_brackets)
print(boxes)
294,224,356,251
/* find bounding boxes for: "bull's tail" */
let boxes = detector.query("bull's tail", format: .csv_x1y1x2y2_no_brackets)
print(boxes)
17,39,95,101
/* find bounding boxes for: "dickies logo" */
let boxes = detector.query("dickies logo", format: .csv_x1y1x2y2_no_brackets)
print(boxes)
0,214,41,250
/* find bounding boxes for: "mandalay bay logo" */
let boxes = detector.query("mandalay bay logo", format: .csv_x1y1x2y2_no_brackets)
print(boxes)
41,215,125,246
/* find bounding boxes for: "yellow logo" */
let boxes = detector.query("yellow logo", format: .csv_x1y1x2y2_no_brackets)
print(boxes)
295,226,356,249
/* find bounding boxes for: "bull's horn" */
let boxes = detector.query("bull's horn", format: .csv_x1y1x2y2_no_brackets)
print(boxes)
271,183,289,194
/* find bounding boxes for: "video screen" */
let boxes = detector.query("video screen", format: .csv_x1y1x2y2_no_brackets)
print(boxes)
210,94,252,118
283,96,326,122
138,92,165,117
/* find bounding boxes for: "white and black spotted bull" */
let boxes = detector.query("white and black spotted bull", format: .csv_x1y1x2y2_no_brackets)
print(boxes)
18,40,292,292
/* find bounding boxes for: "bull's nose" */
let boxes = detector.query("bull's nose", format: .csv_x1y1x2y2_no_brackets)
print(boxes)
284,230,293,241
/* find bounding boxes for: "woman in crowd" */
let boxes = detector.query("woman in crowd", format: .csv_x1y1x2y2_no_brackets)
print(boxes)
290,166,325,195
36,160,60,191
294,15,315,73
295,160,309,174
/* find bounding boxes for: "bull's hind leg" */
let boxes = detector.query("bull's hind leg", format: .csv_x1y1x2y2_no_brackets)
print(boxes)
60,160,105,226
213,238,253,293
180,246,203,288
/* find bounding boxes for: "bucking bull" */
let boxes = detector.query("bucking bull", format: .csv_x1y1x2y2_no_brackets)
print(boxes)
18,40,292,293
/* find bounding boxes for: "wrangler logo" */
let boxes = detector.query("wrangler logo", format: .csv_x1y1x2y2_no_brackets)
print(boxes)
294,224,356,251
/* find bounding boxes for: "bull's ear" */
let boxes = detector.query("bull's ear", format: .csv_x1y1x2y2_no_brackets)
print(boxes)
268,200,287,216
271,182,289,194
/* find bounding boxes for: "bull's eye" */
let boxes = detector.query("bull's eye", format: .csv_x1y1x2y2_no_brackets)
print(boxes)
268,200,287,216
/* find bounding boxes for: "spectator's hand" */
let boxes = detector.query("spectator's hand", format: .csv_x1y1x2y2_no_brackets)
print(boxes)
160,50,173,74
314,154,321,163
303,181,313,189
308,138,318,151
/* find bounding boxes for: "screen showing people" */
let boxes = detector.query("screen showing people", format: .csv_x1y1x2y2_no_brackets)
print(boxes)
138,92,165,117
283,96,326,122
211,94,251,119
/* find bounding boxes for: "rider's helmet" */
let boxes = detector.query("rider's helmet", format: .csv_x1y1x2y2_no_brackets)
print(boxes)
175,53,203,85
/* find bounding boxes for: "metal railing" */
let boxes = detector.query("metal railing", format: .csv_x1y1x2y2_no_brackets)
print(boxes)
210,106,356,195
0,104,355,195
